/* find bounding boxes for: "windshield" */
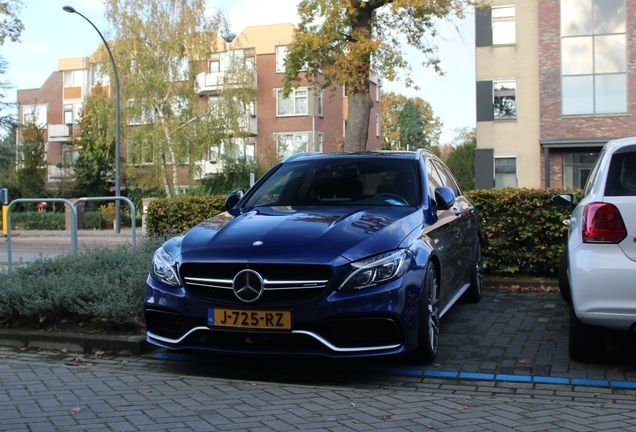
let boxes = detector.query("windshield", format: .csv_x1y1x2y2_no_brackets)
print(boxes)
245,158,420,208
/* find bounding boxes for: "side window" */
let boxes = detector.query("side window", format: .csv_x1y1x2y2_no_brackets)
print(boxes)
426,159,444,205
434,160,462,197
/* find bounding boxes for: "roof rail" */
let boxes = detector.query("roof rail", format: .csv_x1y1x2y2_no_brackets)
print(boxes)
282,152,322,162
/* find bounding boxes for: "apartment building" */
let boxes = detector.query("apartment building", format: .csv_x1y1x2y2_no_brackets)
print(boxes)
16,22,382,191
475,0,635,190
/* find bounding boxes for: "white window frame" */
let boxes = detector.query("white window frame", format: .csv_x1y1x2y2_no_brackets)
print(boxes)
492,5,516,45
276,88,308,117
276,45,287,73
64,70,84,88
375,113,381,138
22,104,47,125
275,132,309,157
494,156,518,189
316,87,323,117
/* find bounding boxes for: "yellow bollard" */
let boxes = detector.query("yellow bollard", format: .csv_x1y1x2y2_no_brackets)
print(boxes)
2,204,6,236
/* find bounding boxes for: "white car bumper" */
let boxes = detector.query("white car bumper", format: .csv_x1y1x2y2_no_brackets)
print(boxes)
570,243,636,331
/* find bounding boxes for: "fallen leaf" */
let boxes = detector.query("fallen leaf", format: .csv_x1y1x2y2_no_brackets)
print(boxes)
381,386,389,390
518,359,527,364
94,351,106,357
458,405,470,411
352,420,362,425
426,426,435,430
122,360,129,365
18,346,27,351
70,408,81,414
383,415,392,420
71,357,88,363
61,348,69,354
2,355,9,359
251,383,257,387
350,402,356,407
144,390,153,394
610,368,619,372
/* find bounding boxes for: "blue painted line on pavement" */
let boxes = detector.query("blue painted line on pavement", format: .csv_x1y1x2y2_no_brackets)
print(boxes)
496,374,532,383
571,378,609,387
532,376,570,385
151,353,636,389
459,372,495,380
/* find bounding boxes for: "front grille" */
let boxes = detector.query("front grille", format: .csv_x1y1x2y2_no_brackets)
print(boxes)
180,263,332,306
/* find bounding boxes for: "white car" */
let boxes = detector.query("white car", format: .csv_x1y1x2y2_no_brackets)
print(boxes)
553,137,636,362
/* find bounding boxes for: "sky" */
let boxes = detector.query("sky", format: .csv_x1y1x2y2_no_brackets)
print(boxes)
1,0,476,144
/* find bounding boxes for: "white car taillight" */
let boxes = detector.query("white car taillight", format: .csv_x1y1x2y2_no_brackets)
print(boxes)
582,203,627,244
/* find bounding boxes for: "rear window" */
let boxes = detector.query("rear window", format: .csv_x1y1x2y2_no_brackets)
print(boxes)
604,151,636,196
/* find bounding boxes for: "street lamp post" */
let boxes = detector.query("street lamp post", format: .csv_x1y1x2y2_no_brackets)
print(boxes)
63,5,121,233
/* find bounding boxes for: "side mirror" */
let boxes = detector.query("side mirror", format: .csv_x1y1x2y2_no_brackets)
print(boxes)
434,186,456,210
224,188,244,216
552,193,577,210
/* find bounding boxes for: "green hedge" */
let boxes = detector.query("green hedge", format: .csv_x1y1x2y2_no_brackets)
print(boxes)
145,195,227,237
9,212,65,230
466,188,582,276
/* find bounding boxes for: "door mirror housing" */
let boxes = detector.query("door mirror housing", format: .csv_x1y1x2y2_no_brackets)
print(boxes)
552,193,577,210
225,189,244,216
434,186,456,210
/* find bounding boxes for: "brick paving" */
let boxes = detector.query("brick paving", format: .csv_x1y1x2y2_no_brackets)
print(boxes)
2,289,636,430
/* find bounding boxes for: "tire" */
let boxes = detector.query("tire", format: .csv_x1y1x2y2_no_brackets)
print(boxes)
462,240,483,303
568,302,605,362
558,249,571,304
412,261,440,363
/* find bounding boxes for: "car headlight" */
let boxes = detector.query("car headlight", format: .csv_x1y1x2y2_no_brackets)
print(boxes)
151,248,181,287
338,250,412,292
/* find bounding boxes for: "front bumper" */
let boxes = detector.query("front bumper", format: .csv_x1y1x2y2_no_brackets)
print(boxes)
570,243,636,331
144,272,422,358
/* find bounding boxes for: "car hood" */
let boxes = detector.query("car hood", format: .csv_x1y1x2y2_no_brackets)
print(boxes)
179,206,421,262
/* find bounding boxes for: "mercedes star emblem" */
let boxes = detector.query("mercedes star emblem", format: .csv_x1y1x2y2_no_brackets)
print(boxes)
232,269,264,303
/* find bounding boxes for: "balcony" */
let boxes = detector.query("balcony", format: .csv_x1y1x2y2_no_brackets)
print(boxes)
195,70,257,95
48,124,71,142
241,116,258,136
47,164,74,183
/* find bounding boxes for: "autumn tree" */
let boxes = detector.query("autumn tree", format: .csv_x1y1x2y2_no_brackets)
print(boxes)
72,84,117,196
0,0,23,132
104,0,231,198
381,91,442,150
16,121,46,198
445,127,476,191
283,0,465,152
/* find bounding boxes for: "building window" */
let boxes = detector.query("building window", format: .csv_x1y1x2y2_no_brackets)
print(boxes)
90,65,109,87
63,70,83,88
375,113,381,138
316,88,323,117
492,6,515,45
493,81,516,119
209,54,220,73
22,104,47,125
277,89,308,116
316,133,324,152
495,157,517,189
276,132,308,157
276,45,287,73
561,0,626,115
562,152,599,189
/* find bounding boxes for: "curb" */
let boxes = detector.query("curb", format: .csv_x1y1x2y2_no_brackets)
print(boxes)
484,277,558,289
0,329,148,356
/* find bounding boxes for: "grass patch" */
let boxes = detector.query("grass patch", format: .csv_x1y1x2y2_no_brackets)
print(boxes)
0,237,165,334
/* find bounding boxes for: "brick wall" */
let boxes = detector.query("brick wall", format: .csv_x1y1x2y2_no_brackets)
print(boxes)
539,0,636,142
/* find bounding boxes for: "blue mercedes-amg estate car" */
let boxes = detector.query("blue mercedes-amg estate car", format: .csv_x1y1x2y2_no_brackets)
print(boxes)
144,150,482,362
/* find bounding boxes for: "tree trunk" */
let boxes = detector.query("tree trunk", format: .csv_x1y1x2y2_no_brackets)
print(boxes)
344,85,373,152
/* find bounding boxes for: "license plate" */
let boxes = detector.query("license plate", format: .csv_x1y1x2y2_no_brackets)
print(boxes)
208,308,292,330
